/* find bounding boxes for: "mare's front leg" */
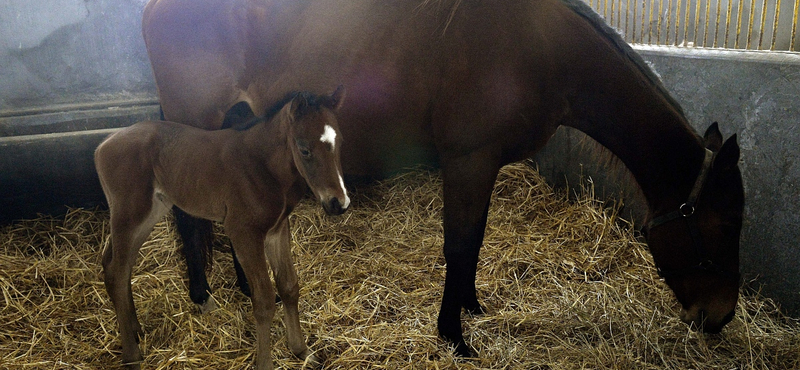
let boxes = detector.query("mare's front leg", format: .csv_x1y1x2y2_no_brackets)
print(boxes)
174,206,218,313
265,218,319,365
437,149,501,358
226,223,278,370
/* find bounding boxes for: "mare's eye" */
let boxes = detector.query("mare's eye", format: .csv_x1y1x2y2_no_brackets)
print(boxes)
299,147,311,158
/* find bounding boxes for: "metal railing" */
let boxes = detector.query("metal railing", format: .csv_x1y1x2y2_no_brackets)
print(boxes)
584,0,800,51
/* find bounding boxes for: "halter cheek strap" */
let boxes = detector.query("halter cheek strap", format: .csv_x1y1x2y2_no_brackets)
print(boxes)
647,149,714,229
646,149,739,281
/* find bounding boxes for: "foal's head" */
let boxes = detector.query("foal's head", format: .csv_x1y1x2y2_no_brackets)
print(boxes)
645,123,744,334
282,87,349,215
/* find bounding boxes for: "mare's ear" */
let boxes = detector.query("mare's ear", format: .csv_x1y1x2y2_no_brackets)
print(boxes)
327,85,346,111
714,134,740,172
703,122,723,151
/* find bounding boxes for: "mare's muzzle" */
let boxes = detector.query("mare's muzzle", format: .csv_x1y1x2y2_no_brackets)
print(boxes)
682,306,736,334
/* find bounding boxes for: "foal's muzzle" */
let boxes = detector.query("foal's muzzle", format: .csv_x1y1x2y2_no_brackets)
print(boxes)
322,197,348,215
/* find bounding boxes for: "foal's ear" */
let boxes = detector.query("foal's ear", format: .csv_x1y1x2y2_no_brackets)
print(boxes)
326,85,346,111
714,134,740,172
288,92,310,120
703,122,723,151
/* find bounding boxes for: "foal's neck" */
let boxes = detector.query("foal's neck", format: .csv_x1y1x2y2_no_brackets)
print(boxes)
238,116,299,184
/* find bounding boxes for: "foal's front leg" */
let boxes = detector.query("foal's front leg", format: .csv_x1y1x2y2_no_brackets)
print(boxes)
227,224,278,370
265,218,318,365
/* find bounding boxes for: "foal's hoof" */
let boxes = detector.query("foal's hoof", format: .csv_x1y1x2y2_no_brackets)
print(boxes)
297,349,323,368
122,360,143,370
198,295,219,314
122,354,144,370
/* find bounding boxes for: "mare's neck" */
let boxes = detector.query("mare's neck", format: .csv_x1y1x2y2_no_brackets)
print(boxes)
565,86,707,217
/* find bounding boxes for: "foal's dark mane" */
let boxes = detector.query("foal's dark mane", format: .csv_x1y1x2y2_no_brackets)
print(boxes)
234,91,330,131
559,0,688,122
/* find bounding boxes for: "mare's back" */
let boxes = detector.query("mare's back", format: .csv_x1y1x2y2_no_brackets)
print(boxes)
143,0,650,176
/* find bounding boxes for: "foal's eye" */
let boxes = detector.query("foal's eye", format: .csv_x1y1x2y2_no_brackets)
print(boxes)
299,147,311,158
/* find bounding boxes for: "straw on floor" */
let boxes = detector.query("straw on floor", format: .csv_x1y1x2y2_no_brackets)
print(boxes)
1,162,798,369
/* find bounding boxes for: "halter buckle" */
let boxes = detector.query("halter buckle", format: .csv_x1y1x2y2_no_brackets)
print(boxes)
679,203,695,217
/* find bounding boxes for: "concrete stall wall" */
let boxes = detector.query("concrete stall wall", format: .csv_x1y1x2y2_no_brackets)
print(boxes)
0,1,798,315
0,0,159,221
0,0,155,112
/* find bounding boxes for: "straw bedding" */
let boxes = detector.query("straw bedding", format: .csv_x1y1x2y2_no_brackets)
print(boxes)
1,162,798,369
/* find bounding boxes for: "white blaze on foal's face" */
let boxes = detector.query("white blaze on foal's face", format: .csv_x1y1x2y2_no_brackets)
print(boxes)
320,124,350,208
320,125,336,150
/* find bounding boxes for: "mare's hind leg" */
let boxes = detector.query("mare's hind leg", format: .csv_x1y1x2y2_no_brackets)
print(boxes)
264,218,318,364
174,207,218,313
104,196,171,369
437,149,501,358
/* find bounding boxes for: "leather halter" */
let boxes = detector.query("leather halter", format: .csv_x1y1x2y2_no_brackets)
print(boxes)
646,149,739,281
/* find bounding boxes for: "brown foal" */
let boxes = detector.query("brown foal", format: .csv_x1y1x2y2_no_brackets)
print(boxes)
95,87,348,370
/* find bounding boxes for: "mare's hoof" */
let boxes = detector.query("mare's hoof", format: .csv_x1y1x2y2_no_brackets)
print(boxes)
198,295,219,314
438,324,476,358
452,339,476,358
463,301,486,316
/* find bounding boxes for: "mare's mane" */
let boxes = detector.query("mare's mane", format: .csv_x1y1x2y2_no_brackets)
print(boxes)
558,0,688,122
557,0,696,202
233,91,329,132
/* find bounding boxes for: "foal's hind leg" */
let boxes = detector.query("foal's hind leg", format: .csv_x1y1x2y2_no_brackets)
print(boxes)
104,196,171,369
265,218,318,365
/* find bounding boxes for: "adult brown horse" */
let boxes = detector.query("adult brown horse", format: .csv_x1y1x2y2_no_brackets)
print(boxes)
142,0,744,357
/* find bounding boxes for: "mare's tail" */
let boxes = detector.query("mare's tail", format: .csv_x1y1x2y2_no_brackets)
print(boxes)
173,205,216,305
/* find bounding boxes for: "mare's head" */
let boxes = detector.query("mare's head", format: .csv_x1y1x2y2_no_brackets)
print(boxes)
646,123,744,334
282,87,350,215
